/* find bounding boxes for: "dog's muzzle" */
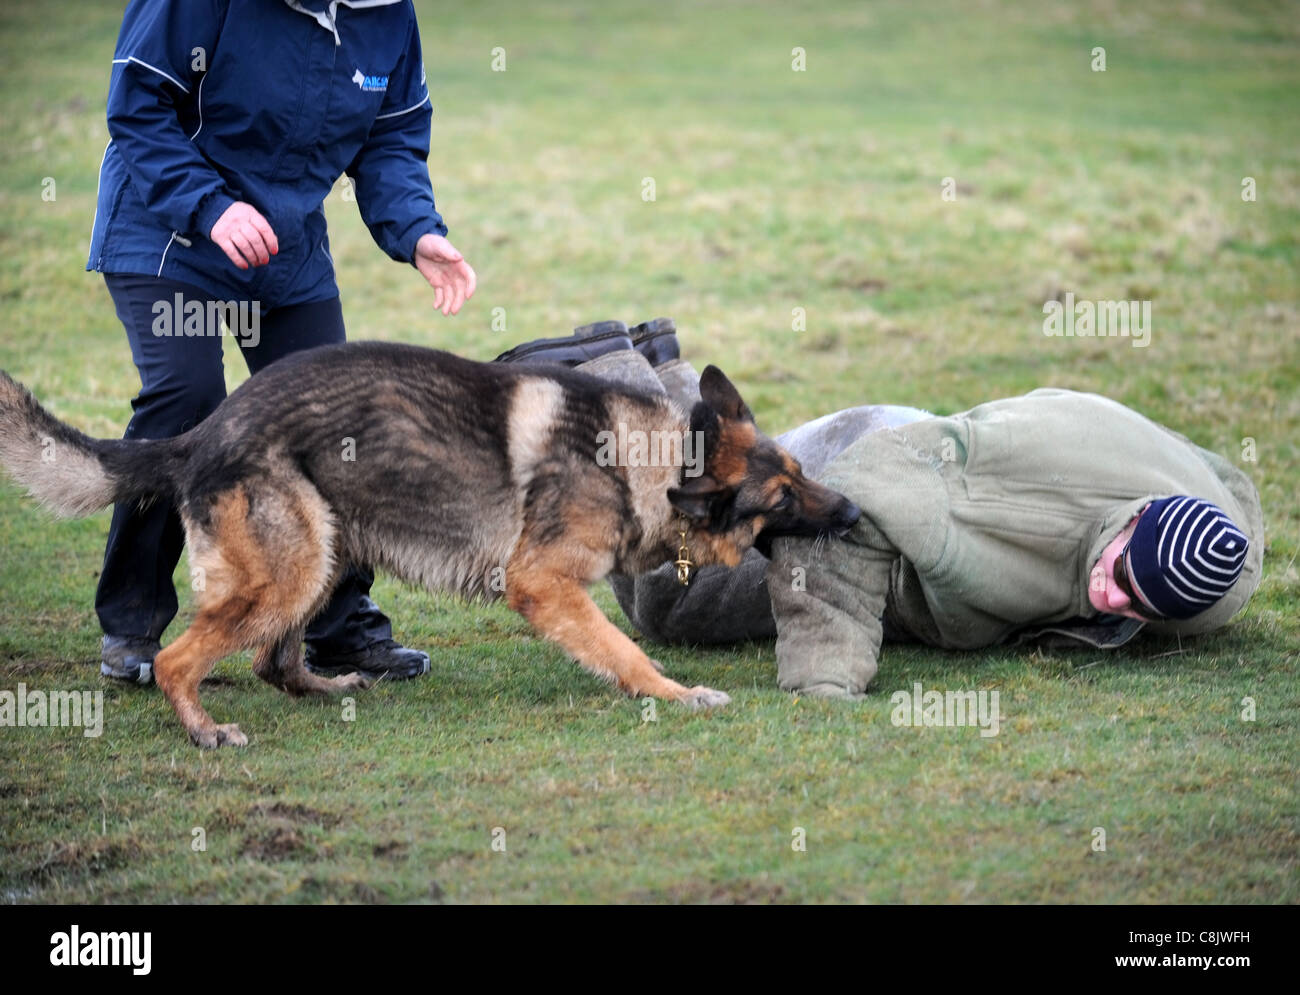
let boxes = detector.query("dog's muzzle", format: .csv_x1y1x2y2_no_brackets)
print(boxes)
833,500,862,536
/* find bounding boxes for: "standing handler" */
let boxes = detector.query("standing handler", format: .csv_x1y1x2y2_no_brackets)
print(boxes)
88,0,476,683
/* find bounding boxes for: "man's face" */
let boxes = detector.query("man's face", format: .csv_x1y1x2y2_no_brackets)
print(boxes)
1088,504,1157,620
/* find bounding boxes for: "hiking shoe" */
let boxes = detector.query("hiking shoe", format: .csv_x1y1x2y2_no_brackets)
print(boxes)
101,635,159,685
303,639,431,681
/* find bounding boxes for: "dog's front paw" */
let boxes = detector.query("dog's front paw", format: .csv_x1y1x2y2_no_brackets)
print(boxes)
332,672,372,692
190,723,249,749
680,686,731,710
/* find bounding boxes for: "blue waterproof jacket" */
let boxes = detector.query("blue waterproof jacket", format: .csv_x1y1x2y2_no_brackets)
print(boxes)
88,0,447,306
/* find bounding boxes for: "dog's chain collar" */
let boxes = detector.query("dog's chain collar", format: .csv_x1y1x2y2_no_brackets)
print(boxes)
674,513,694,586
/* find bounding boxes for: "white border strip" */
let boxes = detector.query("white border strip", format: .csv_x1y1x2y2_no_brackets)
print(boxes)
112,56,190,93
374,93,430,120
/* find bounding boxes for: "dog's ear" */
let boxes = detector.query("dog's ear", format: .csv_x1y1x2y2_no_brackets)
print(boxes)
688,398,718,439
667,474,728,523
699,365,754,423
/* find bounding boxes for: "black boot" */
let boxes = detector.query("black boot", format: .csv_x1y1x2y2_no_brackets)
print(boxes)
628,317,680,365
572,319,629,338
304,571,429,680
493,321,632,365
304,638,431,681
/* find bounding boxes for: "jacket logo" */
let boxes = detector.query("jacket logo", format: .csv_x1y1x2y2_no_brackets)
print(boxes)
351,69,389,92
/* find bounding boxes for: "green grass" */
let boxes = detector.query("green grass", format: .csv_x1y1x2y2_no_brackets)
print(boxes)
0,0,1297,903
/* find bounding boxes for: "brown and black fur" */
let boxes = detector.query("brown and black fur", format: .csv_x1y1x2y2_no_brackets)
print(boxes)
0,342,859,748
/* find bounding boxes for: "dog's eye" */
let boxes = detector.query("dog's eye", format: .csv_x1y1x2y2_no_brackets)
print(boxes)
773,486,794,512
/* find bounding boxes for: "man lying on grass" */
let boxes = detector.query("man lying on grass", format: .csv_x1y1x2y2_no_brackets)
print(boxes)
496,319,1263,698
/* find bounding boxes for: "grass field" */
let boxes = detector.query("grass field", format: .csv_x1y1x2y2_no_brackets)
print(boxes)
0,0,1297,903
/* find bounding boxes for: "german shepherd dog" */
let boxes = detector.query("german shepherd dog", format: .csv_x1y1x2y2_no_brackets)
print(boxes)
0,343,860,748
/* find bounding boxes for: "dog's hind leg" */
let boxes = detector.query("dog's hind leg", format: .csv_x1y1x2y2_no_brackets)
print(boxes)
506,558,730,710
159,479,344,748
253,630,371,697
154,607,256,749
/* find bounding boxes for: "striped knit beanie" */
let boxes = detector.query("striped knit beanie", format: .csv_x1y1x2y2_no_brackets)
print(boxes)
1124,496,1249,620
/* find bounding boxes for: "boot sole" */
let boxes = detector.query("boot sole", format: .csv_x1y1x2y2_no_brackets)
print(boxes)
304,656,431,681
101,660,154,686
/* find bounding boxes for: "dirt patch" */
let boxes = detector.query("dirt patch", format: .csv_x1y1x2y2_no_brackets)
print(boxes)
371,840,407,859
633,879,789,905
831,275,888,292
242,825,308,861
239,800,344,861
23,837,130,881
248,801,342,827
297,876,395,903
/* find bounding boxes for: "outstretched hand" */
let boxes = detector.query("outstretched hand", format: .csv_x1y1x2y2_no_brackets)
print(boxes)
414,233,477,316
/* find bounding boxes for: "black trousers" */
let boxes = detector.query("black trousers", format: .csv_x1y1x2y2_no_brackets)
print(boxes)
95,273,392,653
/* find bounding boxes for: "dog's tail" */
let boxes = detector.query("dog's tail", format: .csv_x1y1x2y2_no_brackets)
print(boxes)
0,370,183,517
